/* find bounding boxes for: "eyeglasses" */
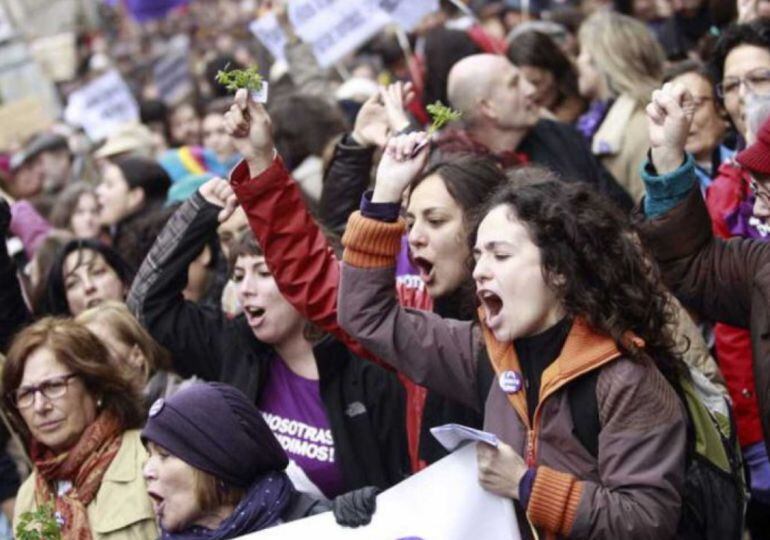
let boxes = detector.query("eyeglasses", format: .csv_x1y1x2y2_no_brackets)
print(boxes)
749,177,770,206
716,68,770,99
10,373,79,409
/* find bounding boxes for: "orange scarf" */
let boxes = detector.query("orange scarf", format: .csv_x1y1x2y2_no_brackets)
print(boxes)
32,412,123,540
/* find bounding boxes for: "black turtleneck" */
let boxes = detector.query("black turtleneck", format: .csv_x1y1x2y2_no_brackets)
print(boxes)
515,317,572,423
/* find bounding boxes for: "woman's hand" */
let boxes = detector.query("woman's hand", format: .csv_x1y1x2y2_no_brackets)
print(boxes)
198,178,238,223
381,81,414,135
372,132,429,203
476,442,528,500
351,81,415,148
224,88,275,176
646,82,694,175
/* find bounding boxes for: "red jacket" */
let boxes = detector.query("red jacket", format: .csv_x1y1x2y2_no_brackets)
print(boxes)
705,159,764,446
230,157,431,471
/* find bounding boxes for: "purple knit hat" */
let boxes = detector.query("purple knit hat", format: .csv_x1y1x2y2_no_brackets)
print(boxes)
141,382,288,488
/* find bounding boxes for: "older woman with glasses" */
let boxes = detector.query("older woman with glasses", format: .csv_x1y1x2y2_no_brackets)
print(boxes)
2,317,157,540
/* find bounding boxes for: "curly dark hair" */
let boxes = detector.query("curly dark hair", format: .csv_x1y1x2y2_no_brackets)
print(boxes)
470,174,684,383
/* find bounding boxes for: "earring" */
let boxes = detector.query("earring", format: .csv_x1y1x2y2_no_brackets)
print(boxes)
97,398,103,408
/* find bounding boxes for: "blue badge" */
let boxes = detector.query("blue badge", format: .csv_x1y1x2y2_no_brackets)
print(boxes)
499,370,523,394
149,398,165,417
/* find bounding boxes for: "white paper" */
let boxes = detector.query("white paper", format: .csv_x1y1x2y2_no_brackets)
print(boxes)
242,443,520,539
378,0,439,31
250,82,269,103
288,0,391,68
249,13,288,61
64,70,139,141
431,423,500,452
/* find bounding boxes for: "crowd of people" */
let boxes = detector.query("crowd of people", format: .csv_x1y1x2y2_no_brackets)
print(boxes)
2,0,770,538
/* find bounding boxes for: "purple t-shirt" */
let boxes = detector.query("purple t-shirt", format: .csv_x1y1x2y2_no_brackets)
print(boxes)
257,357,345,499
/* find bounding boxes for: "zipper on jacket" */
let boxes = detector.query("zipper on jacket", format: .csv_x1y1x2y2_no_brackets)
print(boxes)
526,429,536,466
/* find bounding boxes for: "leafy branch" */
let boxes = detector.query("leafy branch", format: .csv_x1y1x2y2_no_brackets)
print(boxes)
15,501,62,540
426,101,462,134
215,64,264,93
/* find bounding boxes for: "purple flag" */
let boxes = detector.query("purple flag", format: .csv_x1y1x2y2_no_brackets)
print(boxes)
116,0,189,22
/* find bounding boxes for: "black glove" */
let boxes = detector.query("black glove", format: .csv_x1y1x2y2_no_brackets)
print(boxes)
332,486,380,528
0,199,10,235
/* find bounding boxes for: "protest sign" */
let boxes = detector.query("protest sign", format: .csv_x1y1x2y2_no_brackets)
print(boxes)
0,4,13,42
288,0,391,68
154,35,193,106
249,12,288,61
30,33,77,82
64,70,139,141
242,443,522,540
0,97,52,151
378,0,439,31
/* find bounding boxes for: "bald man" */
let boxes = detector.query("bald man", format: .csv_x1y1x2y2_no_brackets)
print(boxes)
440,54,633,210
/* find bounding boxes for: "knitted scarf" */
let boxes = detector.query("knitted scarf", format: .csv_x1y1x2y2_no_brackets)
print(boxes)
32,412,123,540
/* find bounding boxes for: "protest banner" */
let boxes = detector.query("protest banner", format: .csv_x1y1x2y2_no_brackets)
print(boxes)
378,0,439,31
30,33,77,82
154,35,194,106
0,97,52,151
249,12,288,62
64,70,139,141
242,443,522,540
288,0,391,68
0,4,13,42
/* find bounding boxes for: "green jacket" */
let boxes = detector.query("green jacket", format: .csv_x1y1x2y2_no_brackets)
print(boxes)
14,430,157,540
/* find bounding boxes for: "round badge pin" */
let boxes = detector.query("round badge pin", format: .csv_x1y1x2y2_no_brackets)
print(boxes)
499,370,523,394
149,398,165,417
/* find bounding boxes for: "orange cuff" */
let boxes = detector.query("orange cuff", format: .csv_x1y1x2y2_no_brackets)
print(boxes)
527,466,583,536
342,212,405,268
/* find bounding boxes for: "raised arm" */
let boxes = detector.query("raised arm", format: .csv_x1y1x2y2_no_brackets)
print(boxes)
338,133,480,408
127,179,238,381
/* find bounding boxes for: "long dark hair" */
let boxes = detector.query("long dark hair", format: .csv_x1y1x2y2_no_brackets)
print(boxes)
471,176,683,383
507,31,581,110
42,239,133,316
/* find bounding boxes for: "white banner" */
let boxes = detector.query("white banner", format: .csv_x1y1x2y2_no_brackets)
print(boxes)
377,0,439,31
249,12,288,62
288,0,391,68
154,35,193,106
242,443,522,540
64,69,139,141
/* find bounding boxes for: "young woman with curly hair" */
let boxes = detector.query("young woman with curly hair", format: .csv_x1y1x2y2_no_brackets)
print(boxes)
338,132,688,539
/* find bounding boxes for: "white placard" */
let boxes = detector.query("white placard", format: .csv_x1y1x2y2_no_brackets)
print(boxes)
288,0,391,68
154,35,193,106
378,0,439,31
249,12,288,61
64,70,139,141
242,443,521,540
0,4,14,42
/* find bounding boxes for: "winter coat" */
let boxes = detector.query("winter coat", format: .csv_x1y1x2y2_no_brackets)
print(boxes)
638,162,770,456
338,211,687,540
590,95,650,203
126,193,409,492
704,159,766,446
14,431,157,540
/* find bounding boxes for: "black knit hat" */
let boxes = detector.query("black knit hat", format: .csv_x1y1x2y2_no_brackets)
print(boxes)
141,382,288,488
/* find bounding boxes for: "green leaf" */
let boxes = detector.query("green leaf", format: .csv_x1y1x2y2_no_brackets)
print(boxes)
426,101,462,134
15,501,62,540
215,63,264,93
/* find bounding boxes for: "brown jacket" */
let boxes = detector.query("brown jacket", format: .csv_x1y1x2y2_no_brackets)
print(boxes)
638,186,770,454
339,212,686,540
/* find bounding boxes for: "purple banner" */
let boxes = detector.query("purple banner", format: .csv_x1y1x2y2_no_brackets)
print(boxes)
111,0,190,22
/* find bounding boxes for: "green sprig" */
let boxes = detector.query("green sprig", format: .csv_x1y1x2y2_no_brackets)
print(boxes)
15,501,62,540
215,64,264,93
426,101,462,134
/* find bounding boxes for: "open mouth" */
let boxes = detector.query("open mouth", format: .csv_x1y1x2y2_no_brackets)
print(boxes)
412,256,435,284
147,490,165,515
243,306,266,327
86,298,103,309
478,290,503,319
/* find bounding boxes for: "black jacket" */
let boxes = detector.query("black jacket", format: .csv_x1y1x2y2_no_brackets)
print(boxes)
519,120,634,211
127,194,409,492
0,200,31,353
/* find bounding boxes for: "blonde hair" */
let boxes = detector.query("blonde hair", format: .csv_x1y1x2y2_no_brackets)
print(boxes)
578,11,664,103
76,301,171,383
